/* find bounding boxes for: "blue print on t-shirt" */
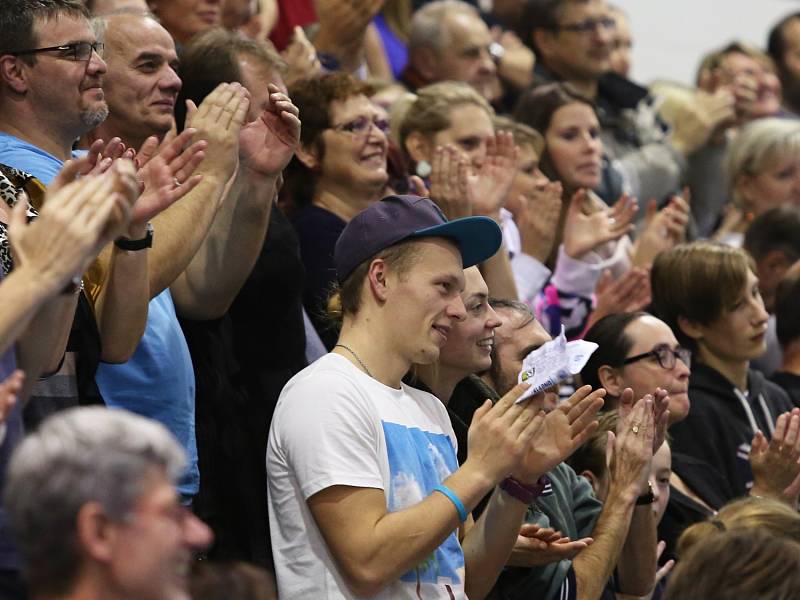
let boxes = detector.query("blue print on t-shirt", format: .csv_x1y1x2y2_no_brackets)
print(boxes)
382,421,465,589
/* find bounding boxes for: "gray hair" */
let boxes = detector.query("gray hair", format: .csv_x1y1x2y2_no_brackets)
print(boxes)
489,297,534,319
4,407,185,596
727,117,800,205
408,0,479,53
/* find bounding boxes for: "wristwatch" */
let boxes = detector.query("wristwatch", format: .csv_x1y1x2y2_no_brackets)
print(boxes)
636,482,655,505
114,222,153,251
500,475,549,505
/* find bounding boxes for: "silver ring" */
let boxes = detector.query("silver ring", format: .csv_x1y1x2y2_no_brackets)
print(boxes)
173,177,180,188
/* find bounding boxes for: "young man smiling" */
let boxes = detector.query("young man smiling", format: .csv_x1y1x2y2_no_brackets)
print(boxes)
268,195,561,599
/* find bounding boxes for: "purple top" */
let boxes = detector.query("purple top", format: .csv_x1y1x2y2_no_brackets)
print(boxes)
374,14,408,79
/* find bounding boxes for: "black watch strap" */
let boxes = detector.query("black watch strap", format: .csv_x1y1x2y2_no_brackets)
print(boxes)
636,483,655,505
115,222,153,251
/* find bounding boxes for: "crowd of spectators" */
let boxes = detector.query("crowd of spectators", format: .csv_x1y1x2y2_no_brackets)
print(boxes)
2,0,800,598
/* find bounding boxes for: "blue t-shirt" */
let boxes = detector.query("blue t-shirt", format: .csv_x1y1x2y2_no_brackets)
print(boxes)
0,132,82,185
96,290,198,498
0,133,199,500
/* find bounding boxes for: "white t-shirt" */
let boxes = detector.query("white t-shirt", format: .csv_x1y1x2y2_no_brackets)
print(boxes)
267,353,466,599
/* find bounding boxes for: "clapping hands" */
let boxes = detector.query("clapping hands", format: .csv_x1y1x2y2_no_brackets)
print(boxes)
750,408,800,506
563,190,637,259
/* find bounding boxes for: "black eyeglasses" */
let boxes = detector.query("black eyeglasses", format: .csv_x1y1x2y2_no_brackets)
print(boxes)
9,41,104,62
330,115,390,137
623,344,692,371
556,17,616,34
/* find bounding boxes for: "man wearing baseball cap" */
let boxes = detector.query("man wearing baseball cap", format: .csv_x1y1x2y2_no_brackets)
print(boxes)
267,195,558,599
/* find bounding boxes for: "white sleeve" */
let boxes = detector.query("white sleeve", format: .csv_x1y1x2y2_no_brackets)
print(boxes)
512,252,552,306
279,373,385,500
551,237,633,298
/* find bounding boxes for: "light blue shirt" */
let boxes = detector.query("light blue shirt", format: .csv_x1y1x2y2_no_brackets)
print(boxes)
0,132,82,185
0,132,199,498
96,290,198,498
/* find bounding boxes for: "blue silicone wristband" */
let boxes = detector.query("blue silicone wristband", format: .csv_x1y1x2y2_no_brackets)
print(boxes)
433,484,468,523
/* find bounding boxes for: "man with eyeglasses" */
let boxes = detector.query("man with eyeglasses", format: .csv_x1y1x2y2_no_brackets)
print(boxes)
476,299,662,600
517,0,714,210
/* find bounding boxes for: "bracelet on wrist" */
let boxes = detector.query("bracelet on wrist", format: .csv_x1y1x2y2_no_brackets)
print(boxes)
636,482,655,506
432,484,468,523
500,475,549,505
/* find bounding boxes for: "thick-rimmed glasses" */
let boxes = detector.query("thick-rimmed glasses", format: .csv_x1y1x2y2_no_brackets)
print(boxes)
555,17,616,34
8,41,104,62
623,344,692,371
329,115,390,137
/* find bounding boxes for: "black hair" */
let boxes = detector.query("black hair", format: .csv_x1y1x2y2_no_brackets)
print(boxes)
743,206,800,263
580,311,648,392
775,270,800,348
516,0,591,56
767,13,800,74
0,0,89,62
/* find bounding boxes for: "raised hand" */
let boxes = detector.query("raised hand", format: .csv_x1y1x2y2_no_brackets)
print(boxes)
618,388,670,455
632,192,690,268
8,169,133,291
517,180,563,263
750,409,800,506
82,137,133,176
670,88,736,156
465,383,547,487
563,190,637,259
428,145,472,220
0,370,23,425
282,26,322,89
513,386,606,484
508,523,593,567
313,0,384,57
608,394,655,497
185,82,250,180
130,128,208,232
239,84,301,178
588,267,651,329
466,132,519,219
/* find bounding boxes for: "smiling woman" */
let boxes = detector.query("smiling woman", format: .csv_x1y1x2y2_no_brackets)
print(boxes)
283,73,389,349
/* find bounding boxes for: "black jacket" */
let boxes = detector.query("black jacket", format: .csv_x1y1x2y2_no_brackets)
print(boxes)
670,363,794,499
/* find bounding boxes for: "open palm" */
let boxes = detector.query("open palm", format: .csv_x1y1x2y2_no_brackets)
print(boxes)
514,386,605,481
240,85,301,177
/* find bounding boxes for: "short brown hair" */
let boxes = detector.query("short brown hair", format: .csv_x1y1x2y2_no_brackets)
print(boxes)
0,0,89,64
175,26,286,130
650,241,754,350
666,528,800,600
284,73,374,209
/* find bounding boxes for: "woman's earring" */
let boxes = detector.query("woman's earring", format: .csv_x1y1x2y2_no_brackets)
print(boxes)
415,160,432,178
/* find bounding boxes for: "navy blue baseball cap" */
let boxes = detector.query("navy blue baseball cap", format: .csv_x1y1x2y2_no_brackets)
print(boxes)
334,195,503,283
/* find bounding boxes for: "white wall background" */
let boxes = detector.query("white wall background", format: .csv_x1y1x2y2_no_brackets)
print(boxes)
615,0,799,86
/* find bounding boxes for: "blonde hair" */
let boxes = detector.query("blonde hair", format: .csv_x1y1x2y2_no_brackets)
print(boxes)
726,117,800,205
677,496,800,557
398,81,494,158
494,116,544,155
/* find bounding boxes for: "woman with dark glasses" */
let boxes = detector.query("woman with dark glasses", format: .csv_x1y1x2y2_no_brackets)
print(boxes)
579,311,729,566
